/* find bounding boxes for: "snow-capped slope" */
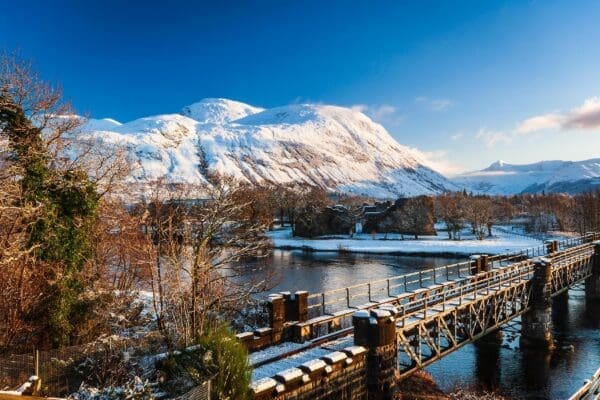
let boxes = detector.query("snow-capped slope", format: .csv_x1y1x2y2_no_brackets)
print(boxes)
81,117,122,131
181,98,264,124
84,99,456,198
454,159,600,194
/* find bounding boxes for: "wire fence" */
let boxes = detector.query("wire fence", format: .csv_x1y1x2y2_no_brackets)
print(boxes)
0,334,212,399
176,379,211,400
0,340,125,396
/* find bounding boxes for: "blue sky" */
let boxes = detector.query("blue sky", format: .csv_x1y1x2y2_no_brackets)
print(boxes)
2,0,600,174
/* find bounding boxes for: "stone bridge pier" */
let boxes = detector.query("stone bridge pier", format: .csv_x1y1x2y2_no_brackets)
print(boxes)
585,242,600,302
353,308,398,400
521,258,555,350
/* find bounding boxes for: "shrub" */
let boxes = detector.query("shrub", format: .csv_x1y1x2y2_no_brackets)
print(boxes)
198,324,252,400
156,324,252,399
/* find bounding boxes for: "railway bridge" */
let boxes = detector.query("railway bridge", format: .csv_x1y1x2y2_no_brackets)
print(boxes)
239,234,600,400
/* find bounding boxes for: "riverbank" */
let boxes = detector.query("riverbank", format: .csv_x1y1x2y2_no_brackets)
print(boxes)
267,227,544,257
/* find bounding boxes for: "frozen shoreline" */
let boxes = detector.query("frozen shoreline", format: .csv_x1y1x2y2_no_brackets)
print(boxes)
267,227,546,256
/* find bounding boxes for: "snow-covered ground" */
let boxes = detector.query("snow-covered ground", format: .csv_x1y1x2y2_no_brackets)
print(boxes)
268,227,545,256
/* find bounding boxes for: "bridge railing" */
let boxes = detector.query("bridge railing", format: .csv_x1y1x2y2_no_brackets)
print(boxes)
394,259,535,327
392,242,596,329
551,242,595,265
569,368,600,400
305,233,596,317
306,260,474,317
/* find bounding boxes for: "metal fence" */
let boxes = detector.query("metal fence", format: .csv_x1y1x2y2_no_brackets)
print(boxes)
0,331,166,396
0,335,214,399
0,340,126,396
176,380,211,400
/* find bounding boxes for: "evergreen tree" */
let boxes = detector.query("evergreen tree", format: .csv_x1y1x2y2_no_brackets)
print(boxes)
0,97,99,347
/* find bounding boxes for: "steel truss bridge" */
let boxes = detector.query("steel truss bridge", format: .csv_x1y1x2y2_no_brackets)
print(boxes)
394,242,594,376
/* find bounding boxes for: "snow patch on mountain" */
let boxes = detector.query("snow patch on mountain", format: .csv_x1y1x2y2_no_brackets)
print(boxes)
83,99,457,198
181,98,264,124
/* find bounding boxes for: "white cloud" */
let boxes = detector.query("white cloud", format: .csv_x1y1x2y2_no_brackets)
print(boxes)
563,97,600,130
351,103,404,126
409,147,467,177
431,99,453,111
415,96,453,112
451,132,464,141
475,128,512,148
516,113,562,134
350,104,368,113
516,97,600,133
370,104,396,119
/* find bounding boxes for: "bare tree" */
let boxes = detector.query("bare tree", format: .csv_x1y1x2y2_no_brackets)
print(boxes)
396,196,435,240
136,177,273,347
435,192,466,240
464,196,495,240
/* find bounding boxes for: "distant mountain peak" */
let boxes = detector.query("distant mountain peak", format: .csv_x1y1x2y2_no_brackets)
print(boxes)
485,160,508,171
454,157,600,194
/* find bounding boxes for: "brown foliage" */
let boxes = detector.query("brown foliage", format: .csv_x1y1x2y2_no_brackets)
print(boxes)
0,53,132,350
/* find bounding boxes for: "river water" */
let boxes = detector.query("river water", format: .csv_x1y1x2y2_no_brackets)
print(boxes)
252,249,600,400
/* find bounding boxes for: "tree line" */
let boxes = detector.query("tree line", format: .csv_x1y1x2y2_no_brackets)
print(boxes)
233,185,600,240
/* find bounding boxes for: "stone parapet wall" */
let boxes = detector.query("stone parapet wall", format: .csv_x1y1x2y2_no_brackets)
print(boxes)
251,345,368,400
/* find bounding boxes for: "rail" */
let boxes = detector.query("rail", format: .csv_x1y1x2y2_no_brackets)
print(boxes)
569,368,600,400
394,259,535,328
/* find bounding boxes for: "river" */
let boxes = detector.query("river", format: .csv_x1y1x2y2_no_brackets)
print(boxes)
251,249,600,399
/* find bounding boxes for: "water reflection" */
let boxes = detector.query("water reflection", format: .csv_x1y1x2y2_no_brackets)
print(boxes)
246,249,463,295
474,332,502,391
428,287,600,399
585,298,600,329
522,350,551,394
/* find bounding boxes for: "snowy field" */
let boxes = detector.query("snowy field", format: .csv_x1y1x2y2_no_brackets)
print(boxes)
267,226,547,256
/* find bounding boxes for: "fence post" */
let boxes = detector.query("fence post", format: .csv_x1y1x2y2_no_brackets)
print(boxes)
480,255,490,272
295,291,309,323
268,294,285,343
470,255,481,275
281,291,309,323
347,287,351,308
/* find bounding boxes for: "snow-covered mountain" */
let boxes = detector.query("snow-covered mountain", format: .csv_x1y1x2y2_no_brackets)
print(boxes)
453,159,600,194
83,98,456,198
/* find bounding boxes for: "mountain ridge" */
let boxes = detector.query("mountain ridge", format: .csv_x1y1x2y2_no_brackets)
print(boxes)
453,158,600,194
82,98,457,198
